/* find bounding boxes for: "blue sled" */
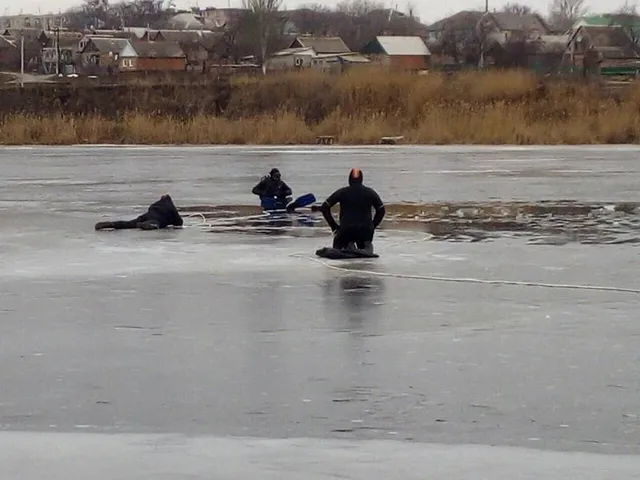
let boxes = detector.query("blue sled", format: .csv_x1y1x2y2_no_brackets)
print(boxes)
261,193,316,213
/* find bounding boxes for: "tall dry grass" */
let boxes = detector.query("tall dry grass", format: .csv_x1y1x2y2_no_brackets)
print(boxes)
2,68,640,145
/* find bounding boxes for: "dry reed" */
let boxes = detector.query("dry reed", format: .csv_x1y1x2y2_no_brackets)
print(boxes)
2,68,640,145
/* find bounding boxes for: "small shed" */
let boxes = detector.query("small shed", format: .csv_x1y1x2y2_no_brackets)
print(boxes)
119,40,187,72
265,46,316,71
361,35,431,71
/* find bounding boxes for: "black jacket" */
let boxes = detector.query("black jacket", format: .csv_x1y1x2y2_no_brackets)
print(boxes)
146,194,184,228
252,176,292,198
320,184,385,231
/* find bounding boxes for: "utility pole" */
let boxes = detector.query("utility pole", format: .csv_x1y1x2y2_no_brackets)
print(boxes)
20,32,24,87
55,26,61,75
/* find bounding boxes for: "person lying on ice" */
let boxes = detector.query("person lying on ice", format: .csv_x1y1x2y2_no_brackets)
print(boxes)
252,168,293,210
94,194,184,231
319,168,385,254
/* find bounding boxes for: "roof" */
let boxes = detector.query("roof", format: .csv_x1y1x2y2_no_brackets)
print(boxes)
155,30,202,43
535,34,570,54
151,30,222,49
1,28,44,42
84,37,130,54
124,27,151,39
363,36,430,56
272,47,316,57
578,14,640,28
88,29,137,39
291,36,351,53
571,25,639,58
485,12,550,33
43,31,83,49
166,12,216,30
427,10,484,31
0,36,16,48
123,40,186,58
339,54,371,63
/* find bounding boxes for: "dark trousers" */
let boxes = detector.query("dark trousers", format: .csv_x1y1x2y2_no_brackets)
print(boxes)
95,213,161,231
333,225,374,251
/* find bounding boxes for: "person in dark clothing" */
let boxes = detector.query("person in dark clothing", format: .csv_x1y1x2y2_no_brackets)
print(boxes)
94,194,184,231
252,168,293,210
319,168,385,253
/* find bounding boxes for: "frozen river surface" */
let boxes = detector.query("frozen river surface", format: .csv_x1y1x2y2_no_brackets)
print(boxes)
1,145,640,479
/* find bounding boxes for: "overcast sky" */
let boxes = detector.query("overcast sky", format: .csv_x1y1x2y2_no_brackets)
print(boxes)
0,0,632,27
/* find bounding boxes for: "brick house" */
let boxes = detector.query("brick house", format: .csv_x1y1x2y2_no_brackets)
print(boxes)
361,35,431,71
118,40,187,72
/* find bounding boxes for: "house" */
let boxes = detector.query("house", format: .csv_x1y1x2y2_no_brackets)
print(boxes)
568,14,640,40
312,52,370,73
482,33,569,71
265,47,316,71
1,28,47,45
0,13,66,30
265,46,369,73
144,30,223,65
78,37,130,74
40,31,83,74
361,35,431,71
424,10,485,65
563,25,640,75
289,36,351,54
477,11,551,43
425,10,484,43
0,28,44,70
119,40,187,72
0,35,19,70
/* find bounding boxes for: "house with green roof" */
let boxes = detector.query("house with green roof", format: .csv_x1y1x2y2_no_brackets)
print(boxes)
568,14,640,41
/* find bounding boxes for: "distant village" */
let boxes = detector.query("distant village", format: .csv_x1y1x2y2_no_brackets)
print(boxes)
1,0,639,79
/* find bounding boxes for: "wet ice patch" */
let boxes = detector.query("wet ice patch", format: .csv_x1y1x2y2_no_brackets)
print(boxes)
1,432,640,480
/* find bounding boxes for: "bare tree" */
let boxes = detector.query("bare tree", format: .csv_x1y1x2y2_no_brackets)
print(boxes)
242,0,283,74
547,0,587,32
611,1,640,45
503,3,533,16
335,0,384,16
435,20,482,65
299,3,332,12
83,0,110,28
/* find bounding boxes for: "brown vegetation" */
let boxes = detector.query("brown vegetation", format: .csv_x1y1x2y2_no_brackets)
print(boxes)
1,68,640,145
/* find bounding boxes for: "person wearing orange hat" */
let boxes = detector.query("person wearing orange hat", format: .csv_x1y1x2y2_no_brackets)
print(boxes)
319,168,385,253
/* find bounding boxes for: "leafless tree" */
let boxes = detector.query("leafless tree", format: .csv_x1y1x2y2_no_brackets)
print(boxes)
335,0,384,17
65,0,170,29
547,0,587,32
299,3,332,12
503,3,533,16
435,21,482,65
242,0,283,74
610,1,640,45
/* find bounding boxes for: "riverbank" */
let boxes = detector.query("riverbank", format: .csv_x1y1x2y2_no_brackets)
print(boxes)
1,69,639,145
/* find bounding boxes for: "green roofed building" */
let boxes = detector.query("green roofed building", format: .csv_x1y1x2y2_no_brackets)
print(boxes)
569,14,640,40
